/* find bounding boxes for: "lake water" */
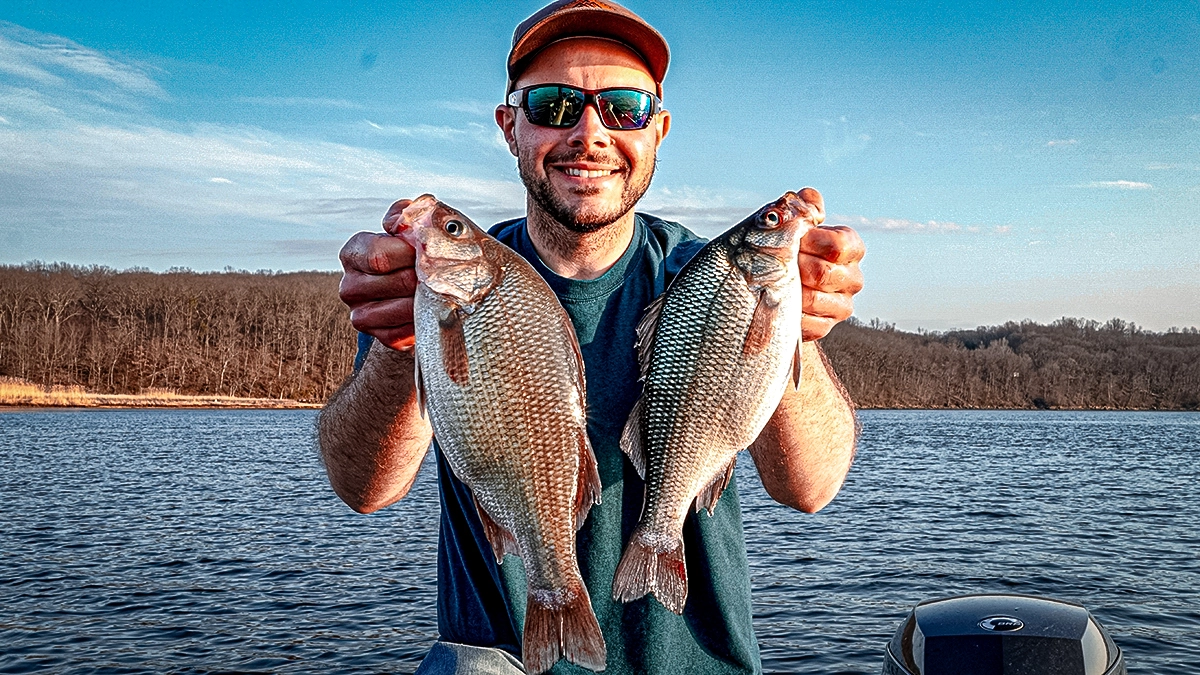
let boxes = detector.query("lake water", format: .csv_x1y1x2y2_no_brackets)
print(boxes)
1,409,1197,674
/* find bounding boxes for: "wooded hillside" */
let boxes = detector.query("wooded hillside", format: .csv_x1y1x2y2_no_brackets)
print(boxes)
2,263,1197,409
0,263,355,402
822,317,1200,410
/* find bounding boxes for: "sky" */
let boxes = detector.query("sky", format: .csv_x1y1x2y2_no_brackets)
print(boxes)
1,0,1198,331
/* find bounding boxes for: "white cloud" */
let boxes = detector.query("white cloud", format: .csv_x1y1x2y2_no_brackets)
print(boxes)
0,22,527,269
828,213,964,233
1077,180,1154,190
235,96,364,109
1046,139,1077,147
0,21,163,97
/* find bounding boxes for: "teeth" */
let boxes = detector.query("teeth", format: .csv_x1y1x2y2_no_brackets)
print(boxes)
563,168,614,178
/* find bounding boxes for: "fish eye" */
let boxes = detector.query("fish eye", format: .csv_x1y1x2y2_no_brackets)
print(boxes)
444,220,465,236
761,211,780,227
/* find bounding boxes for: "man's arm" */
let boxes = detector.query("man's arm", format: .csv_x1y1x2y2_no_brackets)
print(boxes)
318,200,433,514
319,343,432,513
749,220,865,513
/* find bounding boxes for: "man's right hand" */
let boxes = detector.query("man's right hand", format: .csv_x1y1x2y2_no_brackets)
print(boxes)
338,199,419,351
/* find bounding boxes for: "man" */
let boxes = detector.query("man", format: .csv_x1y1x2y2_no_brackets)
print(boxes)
319,1,865,672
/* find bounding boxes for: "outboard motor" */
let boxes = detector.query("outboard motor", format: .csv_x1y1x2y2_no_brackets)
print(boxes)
882,594,1126,675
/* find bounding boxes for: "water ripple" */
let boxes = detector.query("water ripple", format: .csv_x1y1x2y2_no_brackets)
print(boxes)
0,409,1196,673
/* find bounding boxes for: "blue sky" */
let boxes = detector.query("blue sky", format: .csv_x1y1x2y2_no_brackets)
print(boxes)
1,0,1198,331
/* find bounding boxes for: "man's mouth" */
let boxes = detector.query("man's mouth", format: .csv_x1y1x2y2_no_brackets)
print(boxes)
559,167,619,178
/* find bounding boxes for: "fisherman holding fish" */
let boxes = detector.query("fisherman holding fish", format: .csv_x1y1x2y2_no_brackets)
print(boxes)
319,1,865,673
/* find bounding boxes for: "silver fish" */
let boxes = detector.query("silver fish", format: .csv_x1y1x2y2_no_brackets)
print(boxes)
612,190,823,614
390,195,606,673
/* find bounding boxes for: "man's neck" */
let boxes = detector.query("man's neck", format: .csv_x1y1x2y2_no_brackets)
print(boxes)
525,204,637,281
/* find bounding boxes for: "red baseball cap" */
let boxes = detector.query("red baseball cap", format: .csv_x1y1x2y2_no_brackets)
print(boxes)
507,0,670,97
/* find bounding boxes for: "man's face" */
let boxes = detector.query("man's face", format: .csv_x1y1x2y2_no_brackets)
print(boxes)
497,38,671,233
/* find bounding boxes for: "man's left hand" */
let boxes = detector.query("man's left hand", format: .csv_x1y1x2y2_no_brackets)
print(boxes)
799,223,865,341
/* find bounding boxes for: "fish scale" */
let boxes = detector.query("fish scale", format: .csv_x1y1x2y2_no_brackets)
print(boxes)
613,191,820,615
394,195,605,674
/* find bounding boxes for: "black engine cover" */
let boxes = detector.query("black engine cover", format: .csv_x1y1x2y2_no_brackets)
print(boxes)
882,594,1125,675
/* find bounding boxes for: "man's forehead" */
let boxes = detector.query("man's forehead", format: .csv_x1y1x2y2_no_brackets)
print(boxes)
514,37,656,90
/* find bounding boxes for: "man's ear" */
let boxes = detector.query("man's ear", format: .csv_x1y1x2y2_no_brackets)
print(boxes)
655,109,671,148
495,105,519,157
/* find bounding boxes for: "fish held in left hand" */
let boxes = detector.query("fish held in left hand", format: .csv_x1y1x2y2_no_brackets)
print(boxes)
612,189,824,615
388,194,606,673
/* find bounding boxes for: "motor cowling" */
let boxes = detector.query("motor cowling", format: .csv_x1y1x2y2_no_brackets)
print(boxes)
882,594,1126,675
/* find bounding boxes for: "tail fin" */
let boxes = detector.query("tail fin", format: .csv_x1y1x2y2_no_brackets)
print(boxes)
611,531,688,614
523,588,607,674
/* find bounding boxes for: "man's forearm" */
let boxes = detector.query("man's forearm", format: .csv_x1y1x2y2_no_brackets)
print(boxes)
318,341,433,513
749,341,857,513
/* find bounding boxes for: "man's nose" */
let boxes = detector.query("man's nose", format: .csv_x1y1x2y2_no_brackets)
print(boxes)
566,103,611,148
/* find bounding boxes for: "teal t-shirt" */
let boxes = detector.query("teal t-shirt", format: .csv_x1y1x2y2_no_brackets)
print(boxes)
359,214,762,673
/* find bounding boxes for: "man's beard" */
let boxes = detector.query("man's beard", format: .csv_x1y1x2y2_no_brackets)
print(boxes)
518,148,655,234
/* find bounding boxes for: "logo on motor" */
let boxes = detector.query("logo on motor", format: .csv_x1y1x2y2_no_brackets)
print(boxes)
979,616,1024,632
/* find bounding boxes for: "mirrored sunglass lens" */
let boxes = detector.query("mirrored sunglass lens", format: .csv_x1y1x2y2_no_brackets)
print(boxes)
526,87,583,127
596,90,653,129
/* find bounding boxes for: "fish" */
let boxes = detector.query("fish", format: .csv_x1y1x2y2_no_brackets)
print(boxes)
611,189,824,614
387,195,606,673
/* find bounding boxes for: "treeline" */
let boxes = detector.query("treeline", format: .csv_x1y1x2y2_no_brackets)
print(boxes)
822,317,1200,410
2,263,1198,409
0,263,355,402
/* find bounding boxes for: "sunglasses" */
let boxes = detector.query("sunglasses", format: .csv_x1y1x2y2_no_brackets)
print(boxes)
506,84,662,131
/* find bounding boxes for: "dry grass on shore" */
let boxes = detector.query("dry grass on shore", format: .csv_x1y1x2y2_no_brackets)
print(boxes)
0,378,320,409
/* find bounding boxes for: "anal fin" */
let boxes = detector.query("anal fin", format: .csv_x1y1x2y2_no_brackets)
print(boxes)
574,433,603,531
619,397,647,479
474,499,519,564
694,457,737,516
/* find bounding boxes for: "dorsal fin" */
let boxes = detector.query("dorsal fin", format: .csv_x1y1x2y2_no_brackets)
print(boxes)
633,292,667,380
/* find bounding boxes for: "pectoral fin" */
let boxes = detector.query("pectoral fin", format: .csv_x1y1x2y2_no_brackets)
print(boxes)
439,310,469,385
743,291,778,355
792,337,803,390
413,350,427,419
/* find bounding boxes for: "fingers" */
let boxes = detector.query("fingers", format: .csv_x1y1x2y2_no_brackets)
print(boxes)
339,266,418,306
372,327,416,352
801,225,865,265
796,187,826,225
350,297,414,331
801,314,841,342
799,252,864,296
351,298,416,352
340,231,416,276
382,199,414,236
